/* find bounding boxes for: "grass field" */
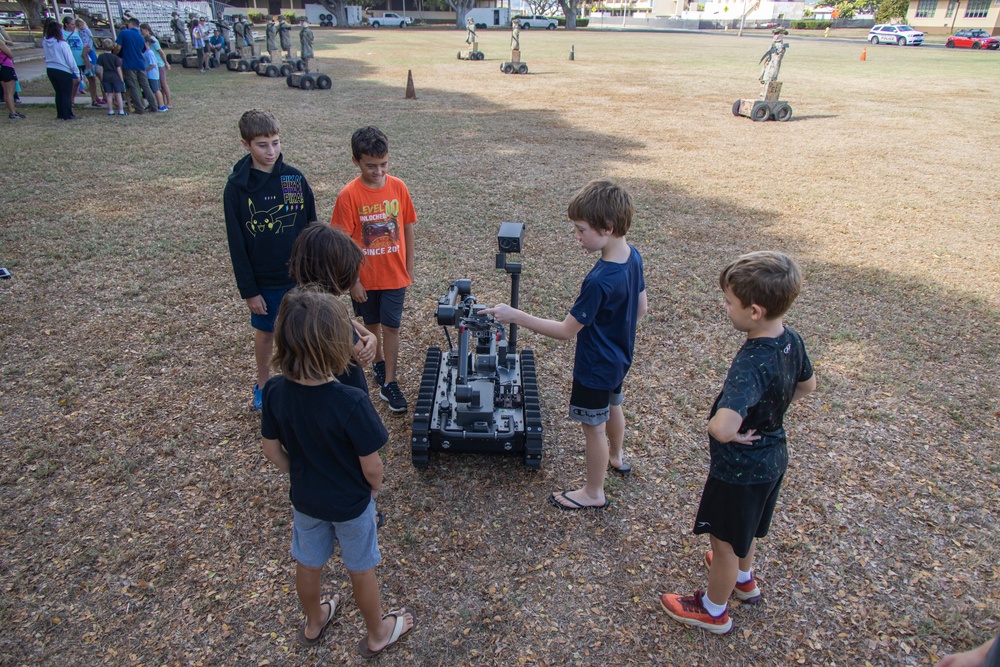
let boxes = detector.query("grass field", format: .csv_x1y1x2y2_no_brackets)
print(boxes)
2,27,999,666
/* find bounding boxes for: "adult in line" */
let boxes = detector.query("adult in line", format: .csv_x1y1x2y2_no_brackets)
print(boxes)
239,16,254,57
140,23,171,109
62,16,86,108
43,19,78,120
115,17,157,113
0,32,25,119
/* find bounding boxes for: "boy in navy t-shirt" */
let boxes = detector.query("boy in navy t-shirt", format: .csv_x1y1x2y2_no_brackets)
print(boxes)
486,180,648,510
660,251,816,635
262,288,414,655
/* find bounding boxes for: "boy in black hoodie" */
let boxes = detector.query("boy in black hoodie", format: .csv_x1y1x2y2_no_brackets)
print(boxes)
224,109,317,411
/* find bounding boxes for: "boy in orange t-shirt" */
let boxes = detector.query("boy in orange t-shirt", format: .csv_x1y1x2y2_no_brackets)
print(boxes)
330,126,417,413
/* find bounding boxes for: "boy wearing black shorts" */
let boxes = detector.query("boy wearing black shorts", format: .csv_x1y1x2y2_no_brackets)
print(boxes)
485,180,648,510
661,251,816,634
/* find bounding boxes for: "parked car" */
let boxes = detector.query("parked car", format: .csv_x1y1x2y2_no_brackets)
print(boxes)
0,11,25,26
868,24,924,46
514,15,557,29
945,29,999,49
367,12,412,28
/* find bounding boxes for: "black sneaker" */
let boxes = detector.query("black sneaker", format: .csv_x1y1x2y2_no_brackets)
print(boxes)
372,360,386,388
379,381,407,413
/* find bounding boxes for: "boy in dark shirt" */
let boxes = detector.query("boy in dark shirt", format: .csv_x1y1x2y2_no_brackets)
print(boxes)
224,109,316,410
661,251,816,634
485,180,648,510
261,288,414,655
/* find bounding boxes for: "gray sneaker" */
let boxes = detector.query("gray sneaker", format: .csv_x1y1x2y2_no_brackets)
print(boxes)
379,381,407,413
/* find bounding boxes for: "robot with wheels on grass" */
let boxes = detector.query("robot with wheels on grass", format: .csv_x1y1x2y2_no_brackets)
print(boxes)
733,28,793,122
411,223,543,470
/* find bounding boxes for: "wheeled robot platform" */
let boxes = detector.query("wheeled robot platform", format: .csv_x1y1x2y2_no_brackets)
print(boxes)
501,48,528,74
286,72,332,90
733,81,793,122
458,41,484,60
411,223,543,470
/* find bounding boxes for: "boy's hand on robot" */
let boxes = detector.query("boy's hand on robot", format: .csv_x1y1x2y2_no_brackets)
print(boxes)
732,429,761,446
482,304,514,324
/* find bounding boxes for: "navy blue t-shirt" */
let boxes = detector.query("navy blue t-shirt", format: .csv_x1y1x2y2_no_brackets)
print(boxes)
115,27,147,71
261,376,388,522
708,326,813,485
569,245,645,390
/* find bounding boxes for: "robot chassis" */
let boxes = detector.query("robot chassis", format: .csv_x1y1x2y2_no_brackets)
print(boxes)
411,223,543,470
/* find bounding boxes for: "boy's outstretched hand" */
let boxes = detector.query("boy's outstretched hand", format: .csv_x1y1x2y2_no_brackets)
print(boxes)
482,304,518,324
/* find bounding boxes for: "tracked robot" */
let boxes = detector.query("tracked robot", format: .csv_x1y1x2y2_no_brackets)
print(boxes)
411,223,543,470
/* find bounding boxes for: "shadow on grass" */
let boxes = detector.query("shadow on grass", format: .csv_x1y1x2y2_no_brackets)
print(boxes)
0,46,998,667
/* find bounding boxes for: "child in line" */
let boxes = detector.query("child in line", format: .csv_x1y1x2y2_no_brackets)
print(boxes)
331,126,417,414
224,109,317,411
660,251,816,634
484,180,648,510
143,36,167,112
96,39,125,116
288,222,378,392
261,287,415,656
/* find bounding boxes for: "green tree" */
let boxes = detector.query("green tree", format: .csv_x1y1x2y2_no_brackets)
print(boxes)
875,0,909,22
834,0,855,18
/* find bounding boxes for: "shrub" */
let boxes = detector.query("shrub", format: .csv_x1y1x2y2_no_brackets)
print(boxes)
791,19,831,28
247,10,265,23
556,17,590,26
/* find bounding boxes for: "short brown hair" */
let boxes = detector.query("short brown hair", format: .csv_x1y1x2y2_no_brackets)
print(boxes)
288,223,364,295
101,38,114,50
351,126,388,160
239,109,280,142
719,251,802,319
566,180,633,236
272,287,354,382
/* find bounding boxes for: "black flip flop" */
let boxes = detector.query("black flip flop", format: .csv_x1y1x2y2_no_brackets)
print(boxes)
548,490,610,511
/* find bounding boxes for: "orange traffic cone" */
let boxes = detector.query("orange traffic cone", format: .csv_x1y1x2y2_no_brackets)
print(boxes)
861,47,867,61
405,69,416,99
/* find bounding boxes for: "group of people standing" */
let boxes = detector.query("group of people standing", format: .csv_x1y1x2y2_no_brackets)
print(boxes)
42,15,172,120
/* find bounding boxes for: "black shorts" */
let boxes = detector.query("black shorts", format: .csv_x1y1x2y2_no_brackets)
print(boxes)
352,287,405,328
568,379,623,426
0,65,15,83
693,474,783,558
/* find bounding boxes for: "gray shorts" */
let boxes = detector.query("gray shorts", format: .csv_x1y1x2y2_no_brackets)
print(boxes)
291,500,381,571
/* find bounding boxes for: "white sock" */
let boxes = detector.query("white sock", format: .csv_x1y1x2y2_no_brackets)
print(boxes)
737,569,753,584
701,592,728,617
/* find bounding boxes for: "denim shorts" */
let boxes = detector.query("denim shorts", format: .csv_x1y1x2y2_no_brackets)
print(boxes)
149,78,161,93
291,500,382,571
568,379,624,426
250,287,289,333
352,287,405,328
101,80,125,93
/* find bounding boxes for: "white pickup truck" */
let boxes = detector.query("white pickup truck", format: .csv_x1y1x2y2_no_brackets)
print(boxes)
514,15,557,29
368,12,413,27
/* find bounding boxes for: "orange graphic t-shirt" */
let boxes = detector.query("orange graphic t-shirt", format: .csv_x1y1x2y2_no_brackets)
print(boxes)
330,175,417,291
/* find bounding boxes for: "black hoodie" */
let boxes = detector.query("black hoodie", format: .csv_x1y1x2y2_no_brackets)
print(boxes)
223,153,317,299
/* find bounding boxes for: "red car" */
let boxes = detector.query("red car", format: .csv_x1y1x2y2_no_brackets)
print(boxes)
946,29,1000,49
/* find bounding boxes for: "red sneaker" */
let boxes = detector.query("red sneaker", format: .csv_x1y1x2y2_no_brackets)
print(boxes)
704,551,762,603
660,590,733,634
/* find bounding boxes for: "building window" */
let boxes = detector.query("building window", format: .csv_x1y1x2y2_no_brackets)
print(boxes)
964,0,989,16
915,0,936,16
945,0,956,16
